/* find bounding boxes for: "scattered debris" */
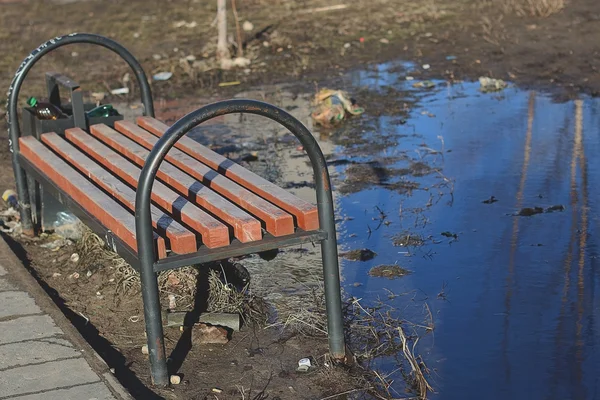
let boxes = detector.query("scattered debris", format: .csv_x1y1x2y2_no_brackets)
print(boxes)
170,375,182,385
479,77,508,92
546,204,565,213
168,294,177,311
413,80,435,89
212,388,223,394
446,55,457,60
68,272,80,279
311,89,364,127
393,233,425,247
173,20,197,28
53,212,83,241
40,238,70,251
141,344,149,355
340,248,376,261
422,64,431,69
52,272,61,278
2,189,18,208
242,21,254,31
380,38,390,44
70,253,80,263
517,207,544,216
482,196,498,204
152,72,173,81
218,81,241,87
90,92,106,102
110,87,129,95
405,76,415,81
368,265,411,279
86,270,92,278
441,231,458,239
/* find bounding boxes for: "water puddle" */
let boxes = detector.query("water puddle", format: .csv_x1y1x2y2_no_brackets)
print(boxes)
143,61,599,397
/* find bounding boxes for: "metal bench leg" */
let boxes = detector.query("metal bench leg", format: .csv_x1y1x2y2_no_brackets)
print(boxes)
140,264,169,386
13,164,34,236
321,217,346,359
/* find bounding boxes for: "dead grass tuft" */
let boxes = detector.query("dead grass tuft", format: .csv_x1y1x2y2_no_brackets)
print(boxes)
502,0,566,17
207,269,270,325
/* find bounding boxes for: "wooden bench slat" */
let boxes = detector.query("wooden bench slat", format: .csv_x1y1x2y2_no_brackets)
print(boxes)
19,136,167,258
137,116,320,231
41,133,197,255
65,128,230,249
114,121,295,237
88,124,263,243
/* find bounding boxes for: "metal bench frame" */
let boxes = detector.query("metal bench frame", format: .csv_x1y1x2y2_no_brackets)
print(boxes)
7,33,345,386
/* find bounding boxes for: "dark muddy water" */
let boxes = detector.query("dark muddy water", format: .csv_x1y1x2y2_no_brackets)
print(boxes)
336,65,600,399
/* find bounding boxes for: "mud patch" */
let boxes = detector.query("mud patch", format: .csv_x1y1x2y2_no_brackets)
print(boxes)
368,265,411,279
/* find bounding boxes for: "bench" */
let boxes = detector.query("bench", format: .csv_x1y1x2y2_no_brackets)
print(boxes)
7,33,346,386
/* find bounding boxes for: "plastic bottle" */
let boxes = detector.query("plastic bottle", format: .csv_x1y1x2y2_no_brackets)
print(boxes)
27,97,67,120
86,104,119,118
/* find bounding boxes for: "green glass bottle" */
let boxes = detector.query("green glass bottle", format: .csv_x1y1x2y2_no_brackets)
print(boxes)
27,97,67,120
86,104,119,118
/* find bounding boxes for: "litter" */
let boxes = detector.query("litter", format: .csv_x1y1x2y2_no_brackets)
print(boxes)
110,87,129,95
311,88,364,127
412,80,435,89
2,189,18,208
218,81,241,87
153,72,173,81
297,357,312,372
479,77,508,92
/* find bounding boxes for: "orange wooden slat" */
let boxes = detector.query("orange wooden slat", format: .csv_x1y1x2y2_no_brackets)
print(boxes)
19,136,167,258
114,120,295,237
41,132,197,254
65,128,230,249
88,124,263,243
137,116,320,231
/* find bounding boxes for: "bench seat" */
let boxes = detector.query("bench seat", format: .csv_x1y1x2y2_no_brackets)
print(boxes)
18,117,320,264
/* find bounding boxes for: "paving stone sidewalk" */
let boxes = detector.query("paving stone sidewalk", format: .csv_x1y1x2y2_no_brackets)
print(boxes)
0,263,120,400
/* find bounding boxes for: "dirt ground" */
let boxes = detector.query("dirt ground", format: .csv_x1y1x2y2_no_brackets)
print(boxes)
0,0,599,109
0,0,598,399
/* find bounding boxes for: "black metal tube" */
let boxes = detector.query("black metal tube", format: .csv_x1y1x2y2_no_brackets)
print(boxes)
136,100,346,384
6,33,155,234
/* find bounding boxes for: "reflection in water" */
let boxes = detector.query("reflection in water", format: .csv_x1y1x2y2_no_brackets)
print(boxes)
504,91,536,384
332,65,600,399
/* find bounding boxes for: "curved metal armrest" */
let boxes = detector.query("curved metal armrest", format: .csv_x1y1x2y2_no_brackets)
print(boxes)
7,32,154,151
135,100,345,386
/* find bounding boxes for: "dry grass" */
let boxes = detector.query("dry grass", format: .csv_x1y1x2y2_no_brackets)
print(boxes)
502,0,566,17
272,281,435,399
207,269,270,325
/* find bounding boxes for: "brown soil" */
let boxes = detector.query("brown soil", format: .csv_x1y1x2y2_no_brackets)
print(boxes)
0,0,599,111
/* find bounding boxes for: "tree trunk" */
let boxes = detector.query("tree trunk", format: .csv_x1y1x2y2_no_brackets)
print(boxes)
216,0,231,66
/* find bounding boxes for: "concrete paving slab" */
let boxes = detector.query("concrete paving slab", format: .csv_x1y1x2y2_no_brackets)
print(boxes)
0,291,42,319
0,339,81,370
0,358,101,397
0,278,17,291
10,382,116,400
0,315,63,345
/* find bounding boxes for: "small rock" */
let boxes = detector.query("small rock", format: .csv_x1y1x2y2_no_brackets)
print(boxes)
152,54,162,60
141,345,149,355
344,42,351,48
71,51,78,57
379,38,390,44
70,253,79,263
422,64,431,70
192,323,229,345
170,375,181,385
242,21,254,31
263,41,270,47
133,32,140,38
185,54,196,61
153,72,173,81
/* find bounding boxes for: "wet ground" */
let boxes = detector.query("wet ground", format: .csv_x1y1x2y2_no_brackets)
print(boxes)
3,56,599,398
219,61,600,398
